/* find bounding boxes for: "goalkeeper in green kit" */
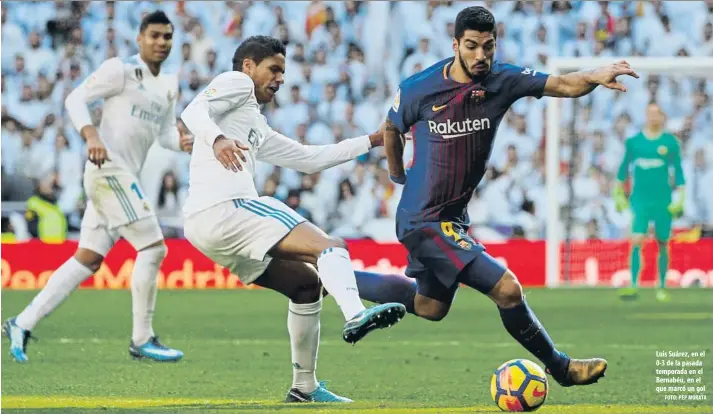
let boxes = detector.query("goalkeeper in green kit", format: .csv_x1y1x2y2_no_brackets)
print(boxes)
614,103,685,302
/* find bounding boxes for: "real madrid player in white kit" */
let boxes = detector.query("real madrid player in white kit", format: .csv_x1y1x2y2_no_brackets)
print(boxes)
181,36,406,402
4,12,189,363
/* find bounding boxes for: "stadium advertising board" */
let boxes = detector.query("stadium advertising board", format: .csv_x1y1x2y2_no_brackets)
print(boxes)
2,239,711,289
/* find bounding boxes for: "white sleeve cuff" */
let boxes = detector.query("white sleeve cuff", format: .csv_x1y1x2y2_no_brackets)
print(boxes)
355,135,372,151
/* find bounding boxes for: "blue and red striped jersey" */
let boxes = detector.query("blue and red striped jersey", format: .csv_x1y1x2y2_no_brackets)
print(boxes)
387,58,549,240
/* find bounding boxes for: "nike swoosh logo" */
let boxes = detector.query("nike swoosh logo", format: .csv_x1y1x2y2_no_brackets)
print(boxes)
442,132,472,139
532,387,546,397
432,104,448,112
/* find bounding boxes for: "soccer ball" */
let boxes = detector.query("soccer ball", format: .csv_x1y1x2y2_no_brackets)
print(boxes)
490,359,548,412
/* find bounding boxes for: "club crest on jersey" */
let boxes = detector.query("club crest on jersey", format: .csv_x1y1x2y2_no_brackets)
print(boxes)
203,87,217,98
392,89,401,112
86,74,98,87
471,89,485,103
135,68,143,81
457,240,472,250
658,145,668,155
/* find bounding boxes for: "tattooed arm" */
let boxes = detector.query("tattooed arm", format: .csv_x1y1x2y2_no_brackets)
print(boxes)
384,119,407,184
543,60,639,98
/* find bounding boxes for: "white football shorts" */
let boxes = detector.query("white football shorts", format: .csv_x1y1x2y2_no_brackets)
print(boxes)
80,168,163,255
184,197,307,285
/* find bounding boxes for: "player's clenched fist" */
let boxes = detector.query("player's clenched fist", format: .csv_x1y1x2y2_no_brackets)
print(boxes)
213,135,249,172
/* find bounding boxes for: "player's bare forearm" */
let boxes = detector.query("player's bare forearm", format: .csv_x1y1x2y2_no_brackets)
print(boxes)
544,61,639,98
543,71,598,98
384,119,405,179
79,125,100,143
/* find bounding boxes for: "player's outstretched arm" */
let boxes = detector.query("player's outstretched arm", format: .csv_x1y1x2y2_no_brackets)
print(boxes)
64,58,125,167
384,119,406,184
255,129,381,174
543,60,639,98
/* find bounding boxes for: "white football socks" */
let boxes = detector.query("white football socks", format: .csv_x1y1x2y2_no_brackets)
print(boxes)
315,247,365,320
130,244,167,345
16,257,93,331
288,299,322,393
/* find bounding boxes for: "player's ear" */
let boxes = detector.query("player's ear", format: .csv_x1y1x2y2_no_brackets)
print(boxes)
452,38,458,53
242,58,255,75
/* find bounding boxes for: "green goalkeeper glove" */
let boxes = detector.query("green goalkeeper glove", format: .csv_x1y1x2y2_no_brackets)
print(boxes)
668,187,685,218
613,183,629,212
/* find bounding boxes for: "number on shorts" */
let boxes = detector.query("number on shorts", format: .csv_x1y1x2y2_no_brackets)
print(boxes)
130,182,144,200
441,222,462,241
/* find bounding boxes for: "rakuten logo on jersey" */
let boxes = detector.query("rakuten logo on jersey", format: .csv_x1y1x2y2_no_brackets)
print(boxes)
427,118,491,139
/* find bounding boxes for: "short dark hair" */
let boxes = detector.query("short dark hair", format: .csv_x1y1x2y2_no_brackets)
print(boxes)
454,6,496,40
232,36,287,71
287,189,302,199
139,11,173,33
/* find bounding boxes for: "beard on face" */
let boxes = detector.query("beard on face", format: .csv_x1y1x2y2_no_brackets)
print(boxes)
458,53,474,79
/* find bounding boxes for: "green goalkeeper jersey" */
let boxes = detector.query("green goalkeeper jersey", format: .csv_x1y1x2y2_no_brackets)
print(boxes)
616,131,685,208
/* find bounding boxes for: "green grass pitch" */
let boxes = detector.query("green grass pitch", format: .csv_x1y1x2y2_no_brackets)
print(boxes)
2,288,712,413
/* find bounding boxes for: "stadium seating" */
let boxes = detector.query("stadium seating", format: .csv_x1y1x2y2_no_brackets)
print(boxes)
2,1,712,242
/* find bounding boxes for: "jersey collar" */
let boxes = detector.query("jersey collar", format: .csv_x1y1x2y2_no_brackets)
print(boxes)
134,54,160,77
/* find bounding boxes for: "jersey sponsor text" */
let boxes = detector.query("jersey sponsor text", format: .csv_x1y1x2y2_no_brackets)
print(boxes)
427,117,491,139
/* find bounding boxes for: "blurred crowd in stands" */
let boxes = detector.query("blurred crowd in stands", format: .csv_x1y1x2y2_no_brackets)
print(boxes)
2,0,712,243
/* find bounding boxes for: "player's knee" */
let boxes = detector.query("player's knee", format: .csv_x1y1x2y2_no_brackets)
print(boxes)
312,236,348,260
414,297,450,321
631,235,645,247
290,282,322,304
324,236,348,251
415,306,449,322
140,241,168,258
74,248,104,272
136,242,168,266
489,271,523,309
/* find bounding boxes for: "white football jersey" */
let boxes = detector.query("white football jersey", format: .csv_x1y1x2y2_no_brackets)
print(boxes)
65,54,180,176
180,71,372,216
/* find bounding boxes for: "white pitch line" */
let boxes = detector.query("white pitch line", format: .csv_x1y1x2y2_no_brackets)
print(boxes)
48,338,708,350
54,338,553,347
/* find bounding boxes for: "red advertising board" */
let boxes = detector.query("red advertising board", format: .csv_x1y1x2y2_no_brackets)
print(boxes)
557,239,713,287
1,239,711,289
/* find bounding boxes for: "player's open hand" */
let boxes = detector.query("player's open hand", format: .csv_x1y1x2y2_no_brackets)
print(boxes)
213,136,249,172
592,60,639,92
86,136,109,168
